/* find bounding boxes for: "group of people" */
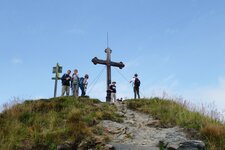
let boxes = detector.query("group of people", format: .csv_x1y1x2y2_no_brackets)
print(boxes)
61,69,89,97
109,73,141,103
60,70,141,103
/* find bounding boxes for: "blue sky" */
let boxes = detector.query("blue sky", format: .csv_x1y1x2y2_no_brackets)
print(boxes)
1,0,225,114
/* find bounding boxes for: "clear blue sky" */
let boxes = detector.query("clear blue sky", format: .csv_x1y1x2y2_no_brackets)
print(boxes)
1,0,225,113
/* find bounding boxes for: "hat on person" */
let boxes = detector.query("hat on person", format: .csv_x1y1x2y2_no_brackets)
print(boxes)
112,81,116,84
85,74,89,78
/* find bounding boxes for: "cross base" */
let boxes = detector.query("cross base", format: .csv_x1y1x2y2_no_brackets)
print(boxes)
106,90,111,103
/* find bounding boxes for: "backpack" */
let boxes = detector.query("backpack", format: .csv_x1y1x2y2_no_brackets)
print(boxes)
79,77,84,86
134,78,141,87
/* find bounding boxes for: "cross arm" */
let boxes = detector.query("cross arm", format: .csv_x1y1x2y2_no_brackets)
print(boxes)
92,57,125,69
111,61,125,69
92,57,107,65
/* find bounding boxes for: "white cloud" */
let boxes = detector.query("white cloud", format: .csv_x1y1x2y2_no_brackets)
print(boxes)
11,58,23,64
197,78,225,110
175,77,225,119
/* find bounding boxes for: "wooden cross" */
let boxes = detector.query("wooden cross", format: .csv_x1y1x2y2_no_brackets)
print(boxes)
92,47,125,102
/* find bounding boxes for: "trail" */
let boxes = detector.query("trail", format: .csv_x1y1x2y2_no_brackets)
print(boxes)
102,102,188,150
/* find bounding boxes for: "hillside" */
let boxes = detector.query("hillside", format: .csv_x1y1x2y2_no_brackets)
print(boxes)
0,97,224,150
0,97,123,150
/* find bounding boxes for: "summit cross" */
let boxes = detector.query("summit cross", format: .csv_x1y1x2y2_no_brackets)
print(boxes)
92,47,125,102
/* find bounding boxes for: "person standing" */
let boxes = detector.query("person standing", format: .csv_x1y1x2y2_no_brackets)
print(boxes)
109,81,117,103
71,69,79,97
79,74,89,96
130,73,141,99
61,70,72,96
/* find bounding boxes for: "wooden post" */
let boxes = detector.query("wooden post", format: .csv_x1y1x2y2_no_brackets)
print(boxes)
54,63,59,98
52,63,62,98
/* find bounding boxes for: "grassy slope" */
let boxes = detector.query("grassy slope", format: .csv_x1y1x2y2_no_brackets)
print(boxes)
0,97,123,150
126,98,225,150
1,97,225,150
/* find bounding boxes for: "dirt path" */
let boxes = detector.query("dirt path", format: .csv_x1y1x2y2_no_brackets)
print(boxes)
102,102,188,150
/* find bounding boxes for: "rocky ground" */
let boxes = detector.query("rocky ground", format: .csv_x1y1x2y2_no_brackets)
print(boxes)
101,102,205,150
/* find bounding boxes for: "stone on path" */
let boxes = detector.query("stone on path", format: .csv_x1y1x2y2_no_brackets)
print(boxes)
111,143,159,150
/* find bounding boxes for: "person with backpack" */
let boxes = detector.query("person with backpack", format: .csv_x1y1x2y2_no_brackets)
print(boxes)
79,74,89,96
109,81,117,104
61,70,72,96
71,69,79,97
130,73,141,99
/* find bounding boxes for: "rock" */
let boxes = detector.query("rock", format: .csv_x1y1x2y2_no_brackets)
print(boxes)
116,112,125,117
57,145,67,150
167,143,179,150
57,142,74,150
77,139,96,150
146,120,160,127
104,144,115,150
95,137,104,145
177,140,205,150
185,128,201,139
111,143,159,150
78,140,88,149
159,139,205,150
126,120,135,125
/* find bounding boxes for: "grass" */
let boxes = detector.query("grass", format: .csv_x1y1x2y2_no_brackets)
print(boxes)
0,97,123,150
125,97,225,150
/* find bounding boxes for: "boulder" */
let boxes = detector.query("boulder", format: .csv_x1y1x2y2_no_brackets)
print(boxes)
177,140,205,150
160,139,205,150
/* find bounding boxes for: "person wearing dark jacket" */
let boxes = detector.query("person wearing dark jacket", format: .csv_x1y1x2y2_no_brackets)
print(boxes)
61,70,71,96
130,73,141,99
109,81,117,103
